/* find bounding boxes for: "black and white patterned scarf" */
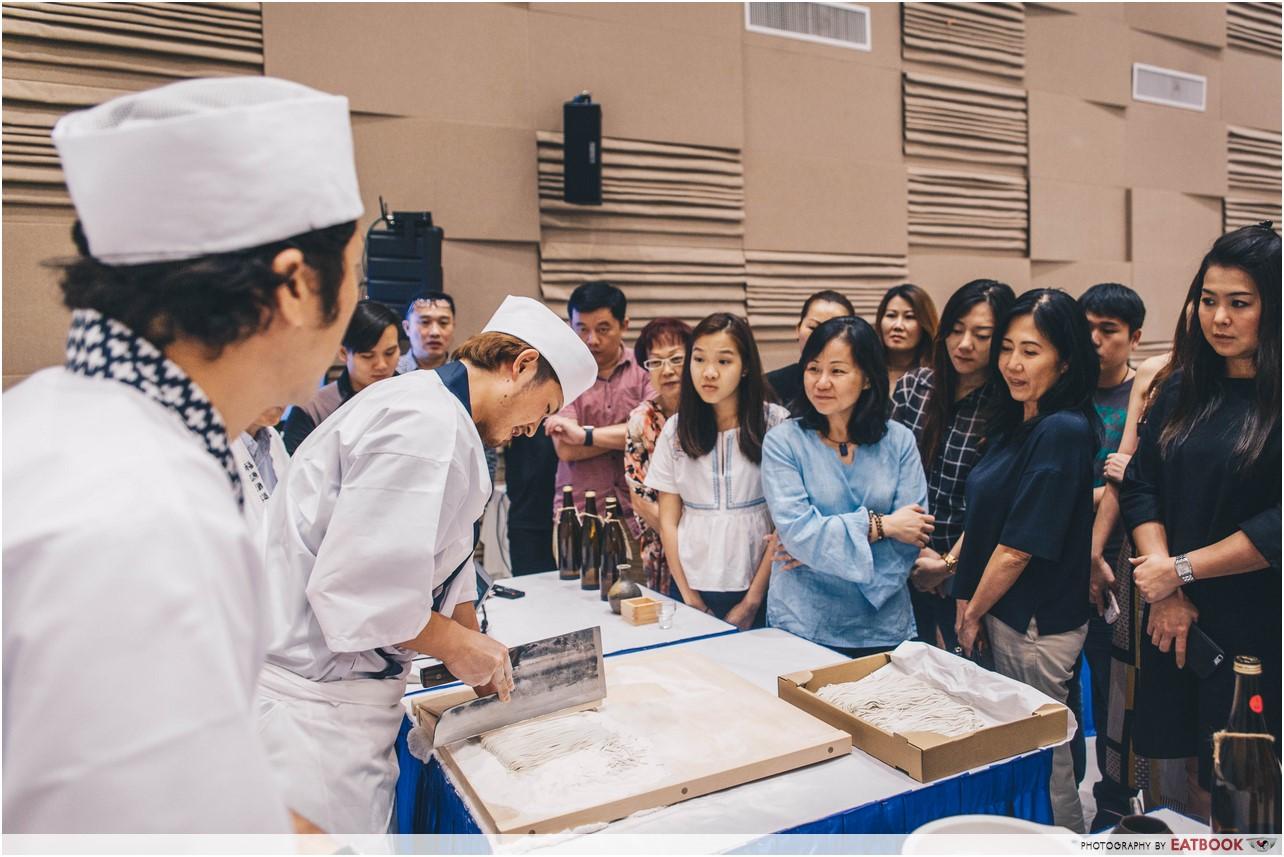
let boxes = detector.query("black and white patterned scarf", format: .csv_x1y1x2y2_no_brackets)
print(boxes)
64,308,242,506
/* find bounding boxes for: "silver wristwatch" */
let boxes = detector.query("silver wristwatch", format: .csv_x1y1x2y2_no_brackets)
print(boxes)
1174,553,1195,585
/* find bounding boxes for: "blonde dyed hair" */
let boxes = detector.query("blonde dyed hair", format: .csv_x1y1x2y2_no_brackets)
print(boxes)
454,331,558,384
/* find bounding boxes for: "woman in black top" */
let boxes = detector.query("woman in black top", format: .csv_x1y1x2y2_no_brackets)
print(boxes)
954,288,1101,832
1120,223,1280,819
892,279,1015,649
766,290,854,410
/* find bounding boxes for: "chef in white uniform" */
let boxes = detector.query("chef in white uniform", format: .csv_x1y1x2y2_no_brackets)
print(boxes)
257,296,597,833
3,77,363,832
231,405,291,533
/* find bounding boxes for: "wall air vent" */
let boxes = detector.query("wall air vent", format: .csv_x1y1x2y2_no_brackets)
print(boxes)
745,2,871,52
1132,63,1207,111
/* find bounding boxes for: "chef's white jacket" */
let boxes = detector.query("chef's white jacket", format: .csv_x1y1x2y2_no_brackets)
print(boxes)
2,369,290,833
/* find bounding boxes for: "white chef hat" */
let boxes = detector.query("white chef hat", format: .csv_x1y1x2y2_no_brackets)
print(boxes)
483,296,598,405
52,76,363,265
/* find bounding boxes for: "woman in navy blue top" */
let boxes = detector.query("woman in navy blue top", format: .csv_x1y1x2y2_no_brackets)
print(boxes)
954,288,1101,833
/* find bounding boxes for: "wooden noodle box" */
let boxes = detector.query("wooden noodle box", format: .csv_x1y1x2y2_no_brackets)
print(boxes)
621,596,660,625
415,651,853,834
778,652,1067,783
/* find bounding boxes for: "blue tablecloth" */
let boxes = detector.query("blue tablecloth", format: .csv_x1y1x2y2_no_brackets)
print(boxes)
399,737,1053,839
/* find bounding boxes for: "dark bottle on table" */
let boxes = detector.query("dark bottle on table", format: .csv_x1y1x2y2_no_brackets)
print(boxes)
579,491,602,591
599,496,628,601
1211,655,1281,834
556,485,581,581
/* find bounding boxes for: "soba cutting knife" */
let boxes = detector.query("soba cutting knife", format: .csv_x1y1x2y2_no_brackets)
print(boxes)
417,626,606,748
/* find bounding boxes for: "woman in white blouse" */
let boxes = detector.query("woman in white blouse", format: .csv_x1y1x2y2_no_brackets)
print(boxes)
646,313,788,629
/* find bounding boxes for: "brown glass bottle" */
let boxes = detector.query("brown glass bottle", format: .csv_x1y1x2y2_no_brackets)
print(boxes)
599,497,628,601
579,491,602,591
556,485,581,580
1211,656,1281,834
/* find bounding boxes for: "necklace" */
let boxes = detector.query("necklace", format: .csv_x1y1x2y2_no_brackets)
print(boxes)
824,432,851,457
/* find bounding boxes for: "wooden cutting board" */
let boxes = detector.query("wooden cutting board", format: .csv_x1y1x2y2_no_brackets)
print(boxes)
420,649,851,834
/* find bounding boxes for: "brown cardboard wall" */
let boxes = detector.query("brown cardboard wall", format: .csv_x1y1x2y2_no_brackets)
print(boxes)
4,3,1281,385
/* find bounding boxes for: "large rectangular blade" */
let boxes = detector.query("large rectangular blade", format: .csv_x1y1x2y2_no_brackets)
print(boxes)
427,627,605,747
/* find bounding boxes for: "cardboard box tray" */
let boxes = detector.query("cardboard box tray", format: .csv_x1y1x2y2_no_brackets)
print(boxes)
778,651,1067,783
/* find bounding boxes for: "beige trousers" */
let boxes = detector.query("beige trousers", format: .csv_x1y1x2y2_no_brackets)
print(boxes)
986,614,1088,833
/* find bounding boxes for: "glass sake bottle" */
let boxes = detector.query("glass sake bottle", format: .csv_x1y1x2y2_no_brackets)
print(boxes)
1211,655,1281,834
556,485,581,581
599,496,628,601
578,491,602,591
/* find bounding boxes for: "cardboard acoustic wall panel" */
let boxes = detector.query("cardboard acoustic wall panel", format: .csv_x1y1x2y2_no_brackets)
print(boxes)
743,46,902,165
1125,3,1226,51
908,168,1029,252
741,1,902,70
3,219,75,386
1028,92,1127,187
535,3,740,39
351,116,539,243
744,156,908,255
1227,2,1282,57
907,252,1032,309
528,10,743,150
1224,198,1282,234
745,249,909,341
1125,103,1226,197
1222,48,1282,132
903,72,1028,170
1031,260,1134,296
263,3,534,128
1129,29,1223,117
901,2,1026,82
1228,126,1282,195
1131,260,1198,341
1131,188,1221,272
1030,180,1128,262
1024,9,1131,107
1033,3,1126,20
440,240,540,341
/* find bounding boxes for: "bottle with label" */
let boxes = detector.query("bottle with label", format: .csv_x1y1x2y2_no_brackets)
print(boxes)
599,496,628,601
579,491,602,592
556,485,581,581
1211,655,1281,834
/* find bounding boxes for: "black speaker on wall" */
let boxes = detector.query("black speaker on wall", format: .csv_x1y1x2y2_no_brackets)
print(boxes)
563,91,601,205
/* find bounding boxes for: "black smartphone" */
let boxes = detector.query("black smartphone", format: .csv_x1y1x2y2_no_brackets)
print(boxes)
1186,623,1225,680
492,584,525,599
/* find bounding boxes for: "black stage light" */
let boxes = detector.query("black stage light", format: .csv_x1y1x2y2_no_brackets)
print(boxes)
363,197,445,317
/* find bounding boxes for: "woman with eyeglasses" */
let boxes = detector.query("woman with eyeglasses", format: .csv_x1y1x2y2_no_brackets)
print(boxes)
625,317,694,594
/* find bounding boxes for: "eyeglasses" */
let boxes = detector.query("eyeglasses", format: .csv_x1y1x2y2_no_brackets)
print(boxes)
643,356,685,371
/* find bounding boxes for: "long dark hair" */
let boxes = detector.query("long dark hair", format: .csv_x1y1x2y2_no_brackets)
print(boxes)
876,283,938,369
918,279,1015,465
1158,224,1280,471
677,313,769,464
342,300,400,351
985,289,1101,443
796,316,891,445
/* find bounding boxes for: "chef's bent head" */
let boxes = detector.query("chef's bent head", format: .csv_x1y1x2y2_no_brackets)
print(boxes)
457,296,597,447
51,76,365,412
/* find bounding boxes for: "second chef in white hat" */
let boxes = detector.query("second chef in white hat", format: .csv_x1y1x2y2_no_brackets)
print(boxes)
256,295,597,834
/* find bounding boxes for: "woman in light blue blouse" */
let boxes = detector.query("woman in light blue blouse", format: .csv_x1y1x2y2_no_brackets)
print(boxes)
762,317,935,657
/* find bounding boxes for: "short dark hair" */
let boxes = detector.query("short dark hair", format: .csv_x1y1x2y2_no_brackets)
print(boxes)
567,280,627,322
633,317,693,366
343,300,401,352
1078,282,1146,332
677,313,770,464
58,219,357,355
795,316,891,445
799,289,855,323
985,289,1102,443
405,290,455,319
